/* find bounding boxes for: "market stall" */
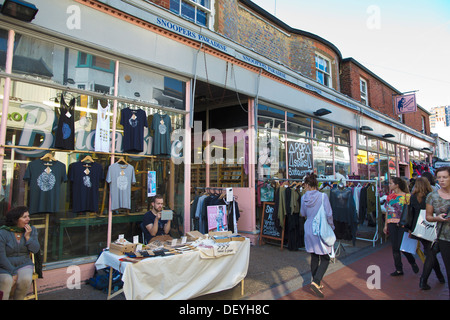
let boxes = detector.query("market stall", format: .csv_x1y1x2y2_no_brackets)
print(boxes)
95,235,250,300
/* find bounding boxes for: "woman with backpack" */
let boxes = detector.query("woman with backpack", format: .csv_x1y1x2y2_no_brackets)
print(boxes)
300,173,334,298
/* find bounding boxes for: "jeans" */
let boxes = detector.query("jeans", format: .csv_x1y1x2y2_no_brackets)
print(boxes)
0,265,33,300
310,253,330,285
388,223,416,272
419,238,444,281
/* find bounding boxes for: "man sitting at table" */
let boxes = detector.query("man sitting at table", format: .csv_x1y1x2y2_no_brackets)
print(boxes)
142,194,171,243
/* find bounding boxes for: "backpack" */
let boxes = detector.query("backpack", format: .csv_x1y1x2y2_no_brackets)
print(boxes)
312,193,336,258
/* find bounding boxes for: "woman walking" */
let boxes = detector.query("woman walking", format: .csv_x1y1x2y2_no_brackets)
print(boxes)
425,166,450,297
408,177,445,289
300,173,334,298
384,177,419,276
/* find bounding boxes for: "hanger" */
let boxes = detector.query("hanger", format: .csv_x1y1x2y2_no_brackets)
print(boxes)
81,155,94,163
116,156,129,165
40,152,56,165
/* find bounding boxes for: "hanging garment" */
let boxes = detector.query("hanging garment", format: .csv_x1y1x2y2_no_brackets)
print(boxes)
55,94,75,150
23,159,67,214
106,163,136,210
151,113,172,155
69,161,104,213
121,108,148,153
95,101,110,152
329,186,357,243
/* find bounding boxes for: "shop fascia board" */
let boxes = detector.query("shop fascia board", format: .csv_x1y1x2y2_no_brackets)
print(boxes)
15,0,434,145
95,0,434,145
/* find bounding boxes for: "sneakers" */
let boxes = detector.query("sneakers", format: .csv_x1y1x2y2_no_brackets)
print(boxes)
310,282,324,298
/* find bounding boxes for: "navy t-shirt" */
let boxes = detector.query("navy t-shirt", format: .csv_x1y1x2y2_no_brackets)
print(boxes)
142,211,168,243
69,161,104,213
120,108,148,153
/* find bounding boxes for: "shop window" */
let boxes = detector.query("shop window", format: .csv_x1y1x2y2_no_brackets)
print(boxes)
12,33,115,92
119,63,186,110
367,136,378,152
388,143,396,156
170,0,211,27
1,81,186,263
286,112,310,137
257,128,284,180
315,54,332,87
334,145,351,177
358,134,367,149
312,119,332,142
257,104,285,131
368,152,379,180
333,125,350,145
357,149,368,180
313,141,333,177
0,28,9,70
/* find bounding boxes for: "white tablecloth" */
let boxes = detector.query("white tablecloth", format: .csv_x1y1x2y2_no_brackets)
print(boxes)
95,239,250,300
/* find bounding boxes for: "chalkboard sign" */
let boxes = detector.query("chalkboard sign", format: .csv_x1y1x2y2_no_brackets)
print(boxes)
259,202,285,250
287,141,313,179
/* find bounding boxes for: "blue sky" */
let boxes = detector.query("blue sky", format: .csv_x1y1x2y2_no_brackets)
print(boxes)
251,0,450,111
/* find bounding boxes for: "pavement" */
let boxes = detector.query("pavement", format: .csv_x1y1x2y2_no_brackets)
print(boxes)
37,234,449,301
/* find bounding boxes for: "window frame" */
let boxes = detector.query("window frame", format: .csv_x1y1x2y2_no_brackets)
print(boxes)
360,77,368,106
170,0,212,27
315,53,332,88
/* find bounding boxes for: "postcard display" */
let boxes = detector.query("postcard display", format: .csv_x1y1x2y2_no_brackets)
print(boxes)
23,101,174,216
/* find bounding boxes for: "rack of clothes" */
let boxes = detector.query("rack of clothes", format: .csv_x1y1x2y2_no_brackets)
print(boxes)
190,187,240,234
257,177,380,250
257,178,305,251
318,178,380,247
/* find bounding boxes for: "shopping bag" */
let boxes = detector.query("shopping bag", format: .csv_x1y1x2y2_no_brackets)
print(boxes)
400,232,417,255
411,209,437,242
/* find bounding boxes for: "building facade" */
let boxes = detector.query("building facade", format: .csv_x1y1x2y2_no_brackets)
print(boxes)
0,0,435,293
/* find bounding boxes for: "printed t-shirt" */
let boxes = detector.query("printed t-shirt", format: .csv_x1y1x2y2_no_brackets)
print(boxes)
95,101,110,152
23,159,67,214
151,113,172,155
120,108,147,153
55,95,75,150
106,163,136,210
69,161,104,213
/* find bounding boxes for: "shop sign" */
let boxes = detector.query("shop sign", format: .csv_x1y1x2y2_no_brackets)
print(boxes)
394,93,417,115
287,141,312,179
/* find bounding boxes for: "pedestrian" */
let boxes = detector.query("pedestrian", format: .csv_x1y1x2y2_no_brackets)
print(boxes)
408,177,445,289
425,166,450,297
384,177,419,276
0,206,40,300
300,173,334,298
422,171,440,191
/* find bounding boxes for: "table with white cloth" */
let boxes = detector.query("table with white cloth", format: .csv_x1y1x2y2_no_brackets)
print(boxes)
95,238,250,300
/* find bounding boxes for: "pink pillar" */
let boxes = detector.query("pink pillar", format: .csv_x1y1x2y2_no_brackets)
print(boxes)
184,81,192,234
350,129,358,175
107,60,120,247
0,30,15,185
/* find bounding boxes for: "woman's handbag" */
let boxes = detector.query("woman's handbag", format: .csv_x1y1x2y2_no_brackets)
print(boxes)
411,209,437,242
399,203,411,228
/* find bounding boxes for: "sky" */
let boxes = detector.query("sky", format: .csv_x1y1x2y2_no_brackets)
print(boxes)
251,0,450,112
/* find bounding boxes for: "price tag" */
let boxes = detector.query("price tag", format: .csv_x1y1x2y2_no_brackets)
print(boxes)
133,235,139,244
181,236,187,244
171,239,177,247
118,234,124,241
66,111,72,118
226,188,233,202
136,244,143,251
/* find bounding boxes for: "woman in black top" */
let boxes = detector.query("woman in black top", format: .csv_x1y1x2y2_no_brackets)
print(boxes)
408,177,444,289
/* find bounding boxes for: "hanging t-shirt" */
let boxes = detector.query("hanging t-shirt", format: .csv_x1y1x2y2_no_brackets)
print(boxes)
151,113,172,155
120,108,147,153
95,101,110,153
55,94,75,150
23,159,67,214
106,163,136,210
69,161,104,213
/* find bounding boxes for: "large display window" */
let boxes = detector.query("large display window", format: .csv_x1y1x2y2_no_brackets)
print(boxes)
0,32,188,265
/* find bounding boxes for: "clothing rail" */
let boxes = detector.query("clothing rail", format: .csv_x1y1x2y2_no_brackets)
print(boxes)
317,178,380,247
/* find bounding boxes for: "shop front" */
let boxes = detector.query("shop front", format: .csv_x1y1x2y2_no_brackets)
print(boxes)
0,0,436,294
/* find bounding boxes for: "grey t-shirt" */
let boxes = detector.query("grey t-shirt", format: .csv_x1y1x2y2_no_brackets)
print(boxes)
426,190,450,241
106,163,136,210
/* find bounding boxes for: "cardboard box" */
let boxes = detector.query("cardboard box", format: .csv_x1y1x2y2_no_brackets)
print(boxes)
109,242,137,255
230,235,246,241
186,230,204,241
209,231,232,237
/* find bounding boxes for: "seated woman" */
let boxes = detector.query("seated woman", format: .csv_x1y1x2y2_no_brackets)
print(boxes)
0,206,40,300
